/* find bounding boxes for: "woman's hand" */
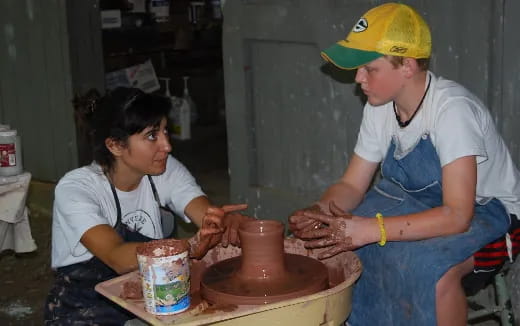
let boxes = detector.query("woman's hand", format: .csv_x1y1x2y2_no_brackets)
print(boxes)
220,204,252,247
188,204,249,258
294,202,362,259
188,206,224,259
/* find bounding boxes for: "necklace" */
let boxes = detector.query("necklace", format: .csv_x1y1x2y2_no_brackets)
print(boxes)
393,75,432,128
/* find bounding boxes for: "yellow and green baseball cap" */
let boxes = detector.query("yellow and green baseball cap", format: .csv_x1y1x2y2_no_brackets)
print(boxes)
321,2,431,70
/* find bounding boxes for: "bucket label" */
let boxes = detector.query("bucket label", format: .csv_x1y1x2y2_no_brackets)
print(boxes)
138,251,191,315
0,143,16,167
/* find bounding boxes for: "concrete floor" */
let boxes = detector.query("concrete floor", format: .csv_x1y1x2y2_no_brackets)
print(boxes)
0,178,54,325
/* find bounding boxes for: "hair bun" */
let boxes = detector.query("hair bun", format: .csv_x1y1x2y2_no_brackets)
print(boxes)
73,88,102,116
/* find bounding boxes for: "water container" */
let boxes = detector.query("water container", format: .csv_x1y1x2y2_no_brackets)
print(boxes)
0,129,23,176
160,77,191,140
182,76,197,123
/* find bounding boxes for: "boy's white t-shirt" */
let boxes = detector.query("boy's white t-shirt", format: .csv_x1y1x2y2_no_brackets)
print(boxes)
51,155,205,268
354,71,520,218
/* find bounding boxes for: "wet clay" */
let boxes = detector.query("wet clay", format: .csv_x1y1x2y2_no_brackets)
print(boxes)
201,220,329,305
121,280,143,299
136,238,188,257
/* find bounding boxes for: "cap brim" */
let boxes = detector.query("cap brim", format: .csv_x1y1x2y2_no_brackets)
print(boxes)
321,43,383,70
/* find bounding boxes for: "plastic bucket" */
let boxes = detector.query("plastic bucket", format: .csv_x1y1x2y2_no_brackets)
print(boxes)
0,129,23,177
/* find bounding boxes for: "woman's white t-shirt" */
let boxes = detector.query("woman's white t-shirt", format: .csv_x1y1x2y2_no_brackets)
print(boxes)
51,155,205,268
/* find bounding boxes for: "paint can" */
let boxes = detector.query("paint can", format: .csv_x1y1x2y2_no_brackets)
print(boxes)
136,239,191,315
0,129,23,177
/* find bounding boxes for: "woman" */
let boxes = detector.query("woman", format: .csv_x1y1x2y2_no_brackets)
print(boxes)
290,3,520,326
44,87,248,325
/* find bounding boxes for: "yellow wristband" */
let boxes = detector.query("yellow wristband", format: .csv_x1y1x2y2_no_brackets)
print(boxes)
376,213,386,246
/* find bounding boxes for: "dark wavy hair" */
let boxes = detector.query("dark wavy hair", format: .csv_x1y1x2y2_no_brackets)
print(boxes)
74,87,171,171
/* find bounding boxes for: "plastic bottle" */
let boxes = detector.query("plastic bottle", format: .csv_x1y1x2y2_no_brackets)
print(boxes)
188,1,205,25
211,0,222,19
160,77,191,140
183,76,198,123
0,129,23,176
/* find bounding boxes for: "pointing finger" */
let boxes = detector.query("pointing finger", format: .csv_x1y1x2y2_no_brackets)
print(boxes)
207,207,225,216
222,204,248,213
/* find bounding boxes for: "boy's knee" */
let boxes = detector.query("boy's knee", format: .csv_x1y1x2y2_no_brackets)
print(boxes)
436,257,474,296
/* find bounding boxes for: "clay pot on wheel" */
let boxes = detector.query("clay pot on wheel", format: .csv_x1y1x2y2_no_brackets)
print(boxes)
201,220,328,305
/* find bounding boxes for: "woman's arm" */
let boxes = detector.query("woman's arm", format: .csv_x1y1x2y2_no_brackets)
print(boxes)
184,195,212,227
80,194,213,274
81,196,225,272
80,225,141,274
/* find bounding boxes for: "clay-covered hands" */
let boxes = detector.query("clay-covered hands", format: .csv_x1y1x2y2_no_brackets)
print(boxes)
188,205,223,259
288,203,325,235
188,204,249,259
293,202,360,259
221,204,253,247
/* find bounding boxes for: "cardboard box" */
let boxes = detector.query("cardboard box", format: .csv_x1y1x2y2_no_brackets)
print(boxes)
101,10,122,29
129,0,147,13
105,60,160,93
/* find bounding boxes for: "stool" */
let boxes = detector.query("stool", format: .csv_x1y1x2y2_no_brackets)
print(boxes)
467,264,514,325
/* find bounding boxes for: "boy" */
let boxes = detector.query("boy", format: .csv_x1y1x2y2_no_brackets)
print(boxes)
290,3,520,325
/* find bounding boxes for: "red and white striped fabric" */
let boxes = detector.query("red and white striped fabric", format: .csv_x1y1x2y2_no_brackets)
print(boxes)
473,214,520,273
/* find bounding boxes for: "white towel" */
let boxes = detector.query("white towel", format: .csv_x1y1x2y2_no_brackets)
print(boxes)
0,172,37,253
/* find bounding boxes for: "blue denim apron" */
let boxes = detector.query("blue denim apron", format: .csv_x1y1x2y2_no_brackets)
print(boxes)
347,134,510,326
44,176,164,325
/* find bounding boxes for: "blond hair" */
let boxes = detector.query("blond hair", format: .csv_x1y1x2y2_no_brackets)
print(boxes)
385,55,430,71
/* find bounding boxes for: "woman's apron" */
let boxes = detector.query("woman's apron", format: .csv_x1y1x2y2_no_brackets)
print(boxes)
44,176,164,326
347,134,510,326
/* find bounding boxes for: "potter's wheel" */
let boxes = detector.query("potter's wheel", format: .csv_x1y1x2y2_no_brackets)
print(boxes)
95,236,362,326
200,253,329,305
201,219,329,305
